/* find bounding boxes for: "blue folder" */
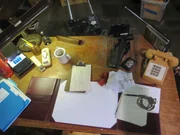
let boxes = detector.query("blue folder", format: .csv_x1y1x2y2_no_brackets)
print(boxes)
0,79,31,132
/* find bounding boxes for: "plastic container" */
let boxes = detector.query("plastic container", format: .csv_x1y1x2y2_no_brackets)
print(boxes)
0,53,13,78
140,0,169,22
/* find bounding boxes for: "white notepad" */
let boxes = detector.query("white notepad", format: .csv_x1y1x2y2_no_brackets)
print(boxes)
69,65,91,92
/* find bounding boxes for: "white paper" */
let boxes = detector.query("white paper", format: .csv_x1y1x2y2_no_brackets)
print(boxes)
70,65,91,92
0,79,29,101
105,70,135,93
123,84,161,113
116,94,147,127
0,88,9,103
116,84,161,126
52,81,118,128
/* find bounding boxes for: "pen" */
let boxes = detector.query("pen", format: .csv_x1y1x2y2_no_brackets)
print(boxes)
124,94,144,97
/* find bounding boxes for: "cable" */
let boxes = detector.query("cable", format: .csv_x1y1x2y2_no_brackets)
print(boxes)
137,95,157,111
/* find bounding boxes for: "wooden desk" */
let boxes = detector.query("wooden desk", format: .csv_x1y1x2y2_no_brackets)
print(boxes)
12,36,180,135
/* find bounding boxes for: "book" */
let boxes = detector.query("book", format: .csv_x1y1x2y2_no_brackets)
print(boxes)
0,79,31,132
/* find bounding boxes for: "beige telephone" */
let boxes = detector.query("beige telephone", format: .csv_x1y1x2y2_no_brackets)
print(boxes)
142,49,179,85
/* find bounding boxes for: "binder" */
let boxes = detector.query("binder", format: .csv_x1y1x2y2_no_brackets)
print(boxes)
0,79,31,132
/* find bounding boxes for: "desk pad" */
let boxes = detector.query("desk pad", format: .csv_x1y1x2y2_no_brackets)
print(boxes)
20,77,60,121
20,78,160,134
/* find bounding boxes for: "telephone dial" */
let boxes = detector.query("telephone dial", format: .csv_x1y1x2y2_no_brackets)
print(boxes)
142,49,179,85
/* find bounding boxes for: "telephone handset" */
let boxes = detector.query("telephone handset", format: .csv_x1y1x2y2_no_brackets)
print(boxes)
142,49,179,85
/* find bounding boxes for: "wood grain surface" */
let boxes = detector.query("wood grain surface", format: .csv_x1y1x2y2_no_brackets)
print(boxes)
12,36,180,135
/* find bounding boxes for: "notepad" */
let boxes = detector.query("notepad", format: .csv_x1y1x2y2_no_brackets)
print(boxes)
67,65,91,92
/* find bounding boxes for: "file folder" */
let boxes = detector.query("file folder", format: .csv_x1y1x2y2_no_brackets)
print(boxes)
0,79,31,132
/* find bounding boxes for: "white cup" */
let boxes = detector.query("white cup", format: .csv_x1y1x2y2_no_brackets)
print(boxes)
54,47,71,64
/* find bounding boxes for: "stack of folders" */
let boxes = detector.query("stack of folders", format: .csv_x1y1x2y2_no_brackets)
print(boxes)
65,65,91,92
0,79,31,132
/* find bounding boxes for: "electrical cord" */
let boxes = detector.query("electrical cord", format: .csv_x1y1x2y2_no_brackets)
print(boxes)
137,95,157,111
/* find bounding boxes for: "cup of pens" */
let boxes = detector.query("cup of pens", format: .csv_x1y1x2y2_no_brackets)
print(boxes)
21,38,41,55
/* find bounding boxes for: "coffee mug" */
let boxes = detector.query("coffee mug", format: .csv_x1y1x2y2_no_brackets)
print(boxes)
54,47,71,64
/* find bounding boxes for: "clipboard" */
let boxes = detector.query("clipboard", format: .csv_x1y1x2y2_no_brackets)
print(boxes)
0,79,31,132
65,61,91,92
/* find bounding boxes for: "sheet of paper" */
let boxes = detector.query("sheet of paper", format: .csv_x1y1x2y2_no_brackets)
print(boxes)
116,84,161,126
0,88,9,103
52,81,118,128
123,84,161,113
69,65,91,92
116,94,147,127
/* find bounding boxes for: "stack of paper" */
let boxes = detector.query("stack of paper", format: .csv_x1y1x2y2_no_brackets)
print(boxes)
66,65,91,92
105,70,135,93
115,84,161,126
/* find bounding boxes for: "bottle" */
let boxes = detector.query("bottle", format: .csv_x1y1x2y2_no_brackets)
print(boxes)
0,53,13,78
30,45,41,56
21,38,41,56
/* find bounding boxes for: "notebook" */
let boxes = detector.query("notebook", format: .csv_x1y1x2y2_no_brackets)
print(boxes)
0,79,31,132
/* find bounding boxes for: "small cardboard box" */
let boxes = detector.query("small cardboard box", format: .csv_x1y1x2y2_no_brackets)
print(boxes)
140,0,169,22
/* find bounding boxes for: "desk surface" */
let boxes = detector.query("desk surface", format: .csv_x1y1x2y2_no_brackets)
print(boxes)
12,36,180,135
